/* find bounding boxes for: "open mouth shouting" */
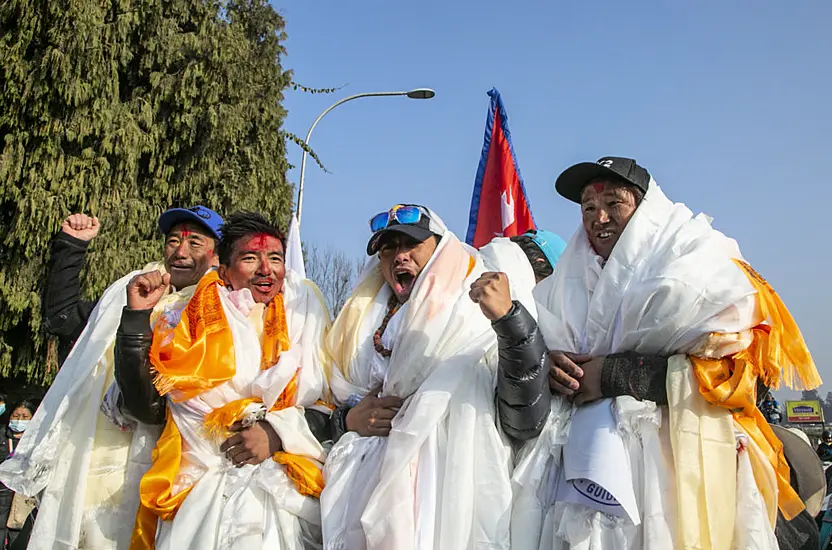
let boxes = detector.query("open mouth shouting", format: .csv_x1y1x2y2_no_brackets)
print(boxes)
392,268,417,300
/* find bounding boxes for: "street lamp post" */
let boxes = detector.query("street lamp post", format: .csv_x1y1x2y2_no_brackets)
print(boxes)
295,88,435,226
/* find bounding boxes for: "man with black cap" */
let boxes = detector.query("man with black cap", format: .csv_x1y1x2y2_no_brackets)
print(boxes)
3,206,224,549
320,204,513,549
507,157,822,550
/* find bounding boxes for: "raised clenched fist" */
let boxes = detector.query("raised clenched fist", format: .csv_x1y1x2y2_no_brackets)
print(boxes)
126,271,171,311
61,213,100,242
469,271,513,321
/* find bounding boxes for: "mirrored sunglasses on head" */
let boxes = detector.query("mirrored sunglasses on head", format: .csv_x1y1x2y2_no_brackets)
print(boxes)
369,205,423,233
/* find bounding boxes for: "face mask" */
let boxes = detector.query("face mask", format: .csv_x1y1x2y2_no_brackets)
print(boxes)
8,419,29,433
0,404,5,416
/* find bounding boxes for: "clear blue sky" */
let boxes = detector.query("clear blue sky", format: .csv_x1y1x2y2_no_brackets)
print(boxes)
276,0,831,401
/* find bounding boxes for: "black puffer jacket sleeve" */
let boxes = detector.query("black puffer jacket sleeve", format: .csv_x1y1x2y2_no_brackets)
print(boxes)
43,233,99,363
493,301,549,441
114,307,167,425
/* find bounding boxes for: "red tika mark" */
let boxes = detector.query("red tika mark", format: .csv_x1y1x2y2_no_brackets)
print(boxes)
244,233,280,252
592,182,605,193
179,230,193,237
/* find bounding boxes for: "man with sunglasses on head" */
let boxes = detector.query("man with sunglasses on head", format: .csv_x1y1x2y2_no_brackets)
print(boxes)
320,204,513,550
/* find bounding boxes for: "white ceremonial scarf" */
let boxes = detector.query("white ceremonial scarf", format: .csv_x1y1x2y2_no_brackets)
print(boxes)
322,220,513,550
153,270,330,550
511,180,775,550
0,262,194,550
479,236,539,318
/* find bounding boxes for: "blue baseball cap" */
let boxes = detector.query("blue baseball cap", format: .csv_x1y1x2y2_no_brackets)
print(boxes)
524,229,566,269
158,206,224,240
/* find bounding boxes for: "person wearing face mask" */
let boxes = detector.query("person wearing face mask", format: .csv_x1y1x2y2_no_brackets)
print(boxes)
0,207,224,550
506,157,822,550
114,211,331,549
320,204,513,549
0,400,36,549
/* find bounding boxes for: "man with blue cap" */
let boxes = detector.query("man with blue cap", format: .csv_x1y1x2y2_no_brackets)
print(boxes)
4,206,224,550
44,206,224,363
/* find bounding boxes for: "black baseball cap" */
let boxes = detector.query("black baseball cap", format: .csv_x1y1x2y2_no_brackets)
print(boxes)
555,157,651,203
366,204,443,255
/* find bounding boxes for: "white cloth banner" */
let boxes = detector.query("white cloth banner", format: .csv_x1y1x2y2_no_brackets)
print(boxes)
479,236,538,318
559,401,638,523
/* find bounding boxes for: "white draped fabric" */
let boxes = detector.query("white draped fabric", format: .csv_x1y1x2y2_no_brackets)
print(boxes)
512,180,776,550
0,263,192,550
285,214,306,279
479,236,538,318
321,229,513,550
153,270,329,550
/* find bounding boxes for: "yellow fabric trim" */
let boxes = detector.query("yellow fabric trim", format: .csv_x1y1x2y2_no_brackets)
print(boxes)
149,271,237,401
668,355,736,550
129,408,191,550
691,334,805,521
325,265,385,381
202,397,260,442
743,427,779,526
732,259,821,391
273,452,325,498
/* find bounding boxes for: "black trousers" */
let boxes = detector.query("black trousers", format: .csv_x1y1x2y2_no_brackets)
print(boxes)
6,510,34,550
0,485,13,548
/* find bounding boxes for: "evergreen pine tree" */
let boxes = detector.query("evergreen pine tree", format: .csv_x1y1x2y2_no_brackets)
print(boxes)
0,0,294,382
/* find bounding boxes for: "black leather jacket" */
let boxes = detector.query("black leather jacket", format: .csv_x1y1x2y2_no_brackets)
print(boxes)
113,306,334,443
113,308,166,425
493,302,549,441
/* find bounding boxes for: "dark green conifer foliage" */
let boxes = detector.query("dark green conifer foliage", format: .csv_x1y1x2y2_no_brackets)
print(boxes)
0,0,295,382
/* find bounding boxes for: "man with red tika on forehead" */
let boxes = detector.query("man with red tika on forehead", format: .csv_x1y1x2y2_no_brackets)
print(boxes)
508,157,823,550
114,212,332,549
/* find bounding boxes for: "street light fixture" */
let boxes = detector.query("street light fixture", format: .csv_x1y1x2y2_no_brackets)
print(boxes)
405,88,436,100
295,88,436,226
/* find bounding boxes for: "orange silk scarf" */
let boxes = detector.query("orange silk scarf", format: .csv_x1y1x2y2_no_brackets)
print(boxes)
131,271,319,549
690,259,820,521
